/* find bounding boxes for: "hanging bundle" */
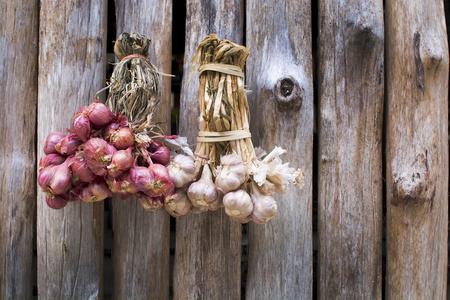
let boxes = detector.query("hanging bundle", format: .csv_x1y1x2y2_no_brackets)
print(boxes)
167,34,305,223
38,32,181,212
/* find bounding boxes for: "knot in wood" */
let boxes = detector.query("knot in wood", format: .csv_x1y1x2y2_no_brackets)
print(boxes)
274,76,303,111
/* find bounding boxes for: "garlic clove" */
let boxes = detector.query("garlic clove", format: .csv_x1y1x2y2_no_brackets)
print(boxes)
223,189,253,218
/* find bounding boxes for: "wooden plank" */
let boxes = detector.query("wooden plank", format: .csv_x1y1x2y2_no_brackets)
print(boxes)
317,1,384,299
385,0,449,298
111,1,172,299
245,1,314,299
174,1,244,299
37,0,107,298
0,1,38,299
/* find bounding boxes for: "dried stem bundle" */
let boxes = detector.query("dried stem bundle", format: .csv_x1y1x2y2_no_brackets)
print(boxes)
105,33,160,129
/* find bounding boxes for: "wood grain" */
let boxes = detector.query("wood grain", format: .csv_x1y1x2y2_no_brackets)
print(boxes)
386,0,449,298
0,1,38,299
174,1,244,299
317,1,384,299
111,1,172,299
37,0,106,298
245,1,314,299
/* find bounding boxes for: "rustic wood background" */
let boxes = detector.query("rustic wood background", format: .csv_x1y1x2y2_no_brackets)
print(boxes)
0,0,448,299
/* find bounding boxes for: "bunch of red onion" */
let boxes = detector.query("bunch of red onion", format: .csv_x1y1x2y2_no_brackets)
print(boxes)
38,100,173,211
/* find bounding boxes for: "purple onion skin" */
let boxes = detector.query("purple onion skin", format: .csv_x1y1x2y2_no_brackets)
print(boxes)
107,148,134,177
70,156,97,183
48,159,72,195
55,134,83,156
38,165,55,189
39,153,65,171
67,183,87,202
46,195,68,209
148,139,164,153
150,147,170,165
88,102,116,127
73,114,92,142
147,164,173,197
44,132,66,155
129,166,156,192
84,138,117,175
110,127,135,150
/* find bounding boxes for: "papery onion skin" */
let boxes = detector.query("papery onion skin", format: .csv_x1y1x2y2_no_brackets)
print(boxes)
150,146,170,165
148,139,164,153
39,153,65,171
73,114,92,142
88,102,116,127
137,193,165,212
43,132,66,155
84,138,117,176
148,164,173,197
110,127,135,150
107,148,134,177
55,134,83,156
70,156,97,183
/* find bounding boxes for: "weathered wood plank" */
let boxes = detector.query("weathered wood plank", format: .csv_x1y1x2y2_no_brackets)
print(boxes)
174,1,243,299
385,0,449,298
0,1,38,298
111,1,172,299
37,0,107,298
245,1,314,299
317,1,384,299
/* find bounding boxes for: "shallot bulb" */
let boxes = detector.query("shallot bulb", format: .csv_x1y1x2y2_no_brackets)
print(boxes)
55,134,83,156
148,139,164,152
187,165,218,209
39,153,65,171
84,138,117,176
167,154,196,188
215,154,247,193
165,189,192,217
250,183,277,224
147,164,174,197
88,101,116,127
110,127,135,150
106,172,140,196
223,189,253,219
150,146,170,165
38,158,72,196
129,165,155,192
107,147,134,177
73,112,92,142
70,155,96,183
80,178,111,203
43,132,66,155
46,195,68,209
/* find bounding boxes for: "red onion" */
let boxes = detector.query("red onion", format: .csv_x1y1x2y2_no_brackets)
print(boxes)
107,147,134,177
39,153,65,171
102,122,120,141
80,178,111,203
129,165,155,192
43,132,66,155
84,138,117,176
148,139,164,153
110,127,135,150
73,114,92,142
88,102,116,127
39,158,72,196
46,195,68,209
150,146,170,165
67,183,86,202
70,156,96,182
147,164,174,197
55,134,83,156
106,172,139,196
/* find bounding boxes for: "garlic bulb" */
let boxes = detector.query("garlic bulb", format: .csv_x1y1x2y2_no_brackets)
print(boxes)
187,165,218,209
215,154,247,193
167,154,196,188
208,191,224,211
223,189,253,218
250,183,277,224
165,189,192,217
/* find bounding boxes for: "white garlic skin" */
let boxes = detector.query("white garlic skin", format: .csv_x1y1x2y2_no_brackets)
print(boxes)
187,165,218,208
165,189,192,217
251,194,278,224
168,154,196,188
208,191,224,211
215,154,247,193
223,189,253,218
